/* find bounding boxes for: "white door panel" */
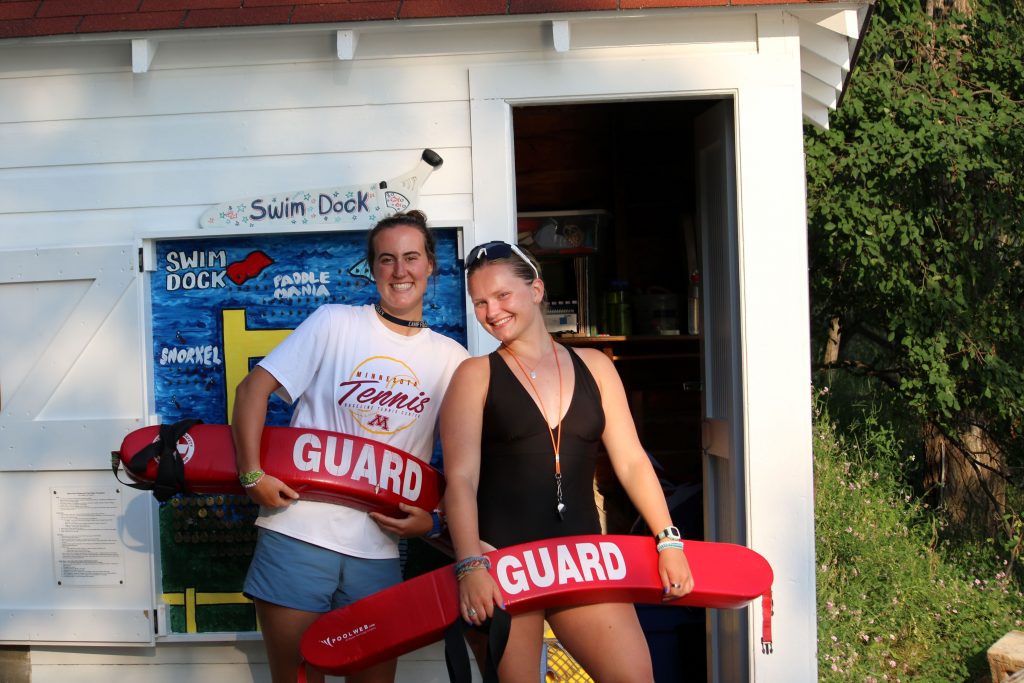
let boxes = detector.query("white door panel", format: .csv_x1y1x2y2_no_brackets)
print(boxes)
0,245,145,471
0,245,154,643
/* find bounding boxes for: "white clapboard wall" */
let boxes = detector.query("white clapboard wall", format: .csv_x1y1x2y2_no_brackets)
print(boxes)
0,25,479,672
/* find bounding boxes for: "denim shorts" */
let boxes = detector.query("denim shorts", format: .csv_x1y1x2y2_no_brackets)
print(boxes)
243,528,402,613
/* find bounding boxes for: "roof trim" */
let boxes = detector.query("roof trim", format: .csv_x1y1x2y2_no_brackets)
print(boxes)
1,4,873,128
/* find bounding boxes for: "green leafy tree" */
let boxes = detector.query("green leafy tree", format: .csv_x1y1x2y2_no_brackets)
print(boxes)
805,0,1024,554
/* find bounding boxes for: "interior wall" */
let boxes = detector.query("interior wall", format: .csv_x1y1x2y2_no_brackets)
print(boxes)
514,100,713,294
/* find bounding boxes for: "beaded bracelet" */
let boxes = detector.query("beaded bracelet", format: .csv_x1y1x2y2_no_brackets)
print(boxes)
656,540,685,553
239,469,265,488
455,555,491,581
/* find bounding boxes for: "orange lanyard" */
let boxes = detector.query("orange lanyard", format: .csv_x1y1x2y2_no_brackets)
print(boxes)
504,337,566,519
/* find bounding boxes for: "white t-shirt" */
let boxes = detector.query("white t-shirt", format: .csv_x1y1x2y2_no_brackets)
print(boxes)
255,303,468,559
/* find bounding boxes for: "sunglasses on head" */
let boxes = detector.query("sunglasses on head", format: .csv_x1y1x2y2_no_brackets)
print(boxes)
465,241,540,280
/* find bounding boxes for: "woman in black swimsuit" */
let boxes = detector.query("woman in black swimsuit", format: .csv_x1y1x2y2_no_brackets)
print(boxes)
441,241,693,682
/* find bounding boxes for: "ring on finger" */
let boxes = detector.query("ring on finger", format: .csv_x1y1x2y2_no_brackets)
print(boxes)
671,583,681,589
467,607,477,617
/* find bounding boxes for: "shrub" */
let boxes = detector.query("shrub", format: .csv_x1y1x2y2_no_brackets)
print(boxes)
815,396,1023,681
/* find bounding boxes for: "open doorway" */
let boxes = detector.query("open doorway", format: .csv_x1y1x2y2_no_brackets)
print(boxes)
512,99,724,681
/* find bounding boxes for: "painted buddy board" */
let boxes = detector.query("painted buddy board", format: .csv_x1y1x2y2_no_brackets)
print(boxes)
148,228,466,634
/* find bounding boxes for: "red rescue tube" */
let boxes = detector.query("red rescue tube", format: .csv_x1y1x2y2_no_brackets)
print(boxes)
301,534,773,676
114,423,443,516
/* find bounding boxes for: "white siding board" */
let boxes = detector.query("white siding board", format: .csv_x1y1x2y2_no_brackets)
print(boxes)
414,194,474,227
0,43,128,78
802,95,831,129
0,209,204,250
0,59,471,125
801,71,838,110
0,101,470,169
800,47,844,90
0,147,470,214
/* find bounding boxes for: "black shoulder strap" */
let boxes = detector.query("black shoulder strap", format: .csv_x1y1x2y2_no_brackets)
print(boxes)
111,419,202,502
443,608,510,683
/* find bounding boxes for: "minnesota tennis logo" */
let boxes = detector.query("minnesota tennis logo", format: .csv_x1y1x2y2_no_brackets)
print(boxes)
367,414,390,430
337,356,431,435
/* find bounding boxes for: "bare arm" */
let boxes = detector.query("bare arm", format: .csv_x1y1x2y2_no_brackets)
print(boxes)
231,366,299,508
440,356,503,623
440,357,489,560
577,348,694,599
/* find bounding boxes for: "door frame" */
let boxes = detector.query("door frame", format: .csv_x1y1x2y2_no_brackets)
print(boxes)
467,34,818,681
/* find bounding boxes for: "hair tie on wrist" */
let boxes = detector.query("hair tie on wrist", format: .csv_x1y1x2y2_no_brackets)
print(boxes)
425,510,446,539
656,539,685,553
239,469,265,488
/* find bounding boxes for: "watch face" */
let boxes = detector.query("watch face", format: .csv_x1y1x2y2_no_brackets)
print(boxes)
657,526,681,541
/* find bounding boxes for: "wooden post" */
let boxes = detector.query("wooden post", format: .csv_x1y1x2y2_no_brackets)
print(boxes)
988,631,1024,683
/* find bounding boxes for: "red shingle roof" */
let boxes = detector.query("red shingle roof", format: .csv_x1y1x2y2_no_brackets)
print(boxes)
0,0,843,40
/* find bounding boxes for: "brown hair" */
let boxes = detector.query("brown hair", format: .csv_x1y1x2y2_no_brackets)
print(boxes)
366,210,437,271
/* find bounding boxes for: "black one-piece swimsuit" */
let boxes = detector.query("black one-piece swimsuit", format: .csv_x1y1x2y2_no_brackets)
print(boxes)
476,346,605,549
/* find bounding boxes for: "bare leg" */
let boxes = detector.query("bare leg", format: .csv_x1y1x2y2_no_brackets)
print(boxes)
256,598,397,683
547,603,654,683
255,598,324,683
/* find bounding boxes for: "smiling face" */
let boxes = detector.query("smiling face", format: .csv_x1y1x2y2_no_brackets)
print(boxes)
371,224,434,319
467,262,545,344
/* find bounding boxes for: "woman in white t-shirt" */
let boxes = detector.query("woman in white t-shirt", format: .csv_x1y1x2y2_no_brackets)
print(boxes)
232,210,468,683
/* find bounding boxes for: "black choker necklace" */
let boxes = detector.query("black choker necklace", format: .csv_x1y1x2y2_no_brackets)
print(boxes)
374,302,429,329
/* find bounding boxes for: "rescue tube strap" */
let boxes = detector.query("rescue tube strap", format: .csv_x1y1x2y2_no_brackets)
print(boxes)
112,419,202,501
443,608,510,683
761,589,774,654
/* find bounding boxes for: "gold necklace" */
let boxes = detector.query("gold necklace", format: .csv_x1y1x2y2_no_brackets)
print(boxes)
504,337,566,520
